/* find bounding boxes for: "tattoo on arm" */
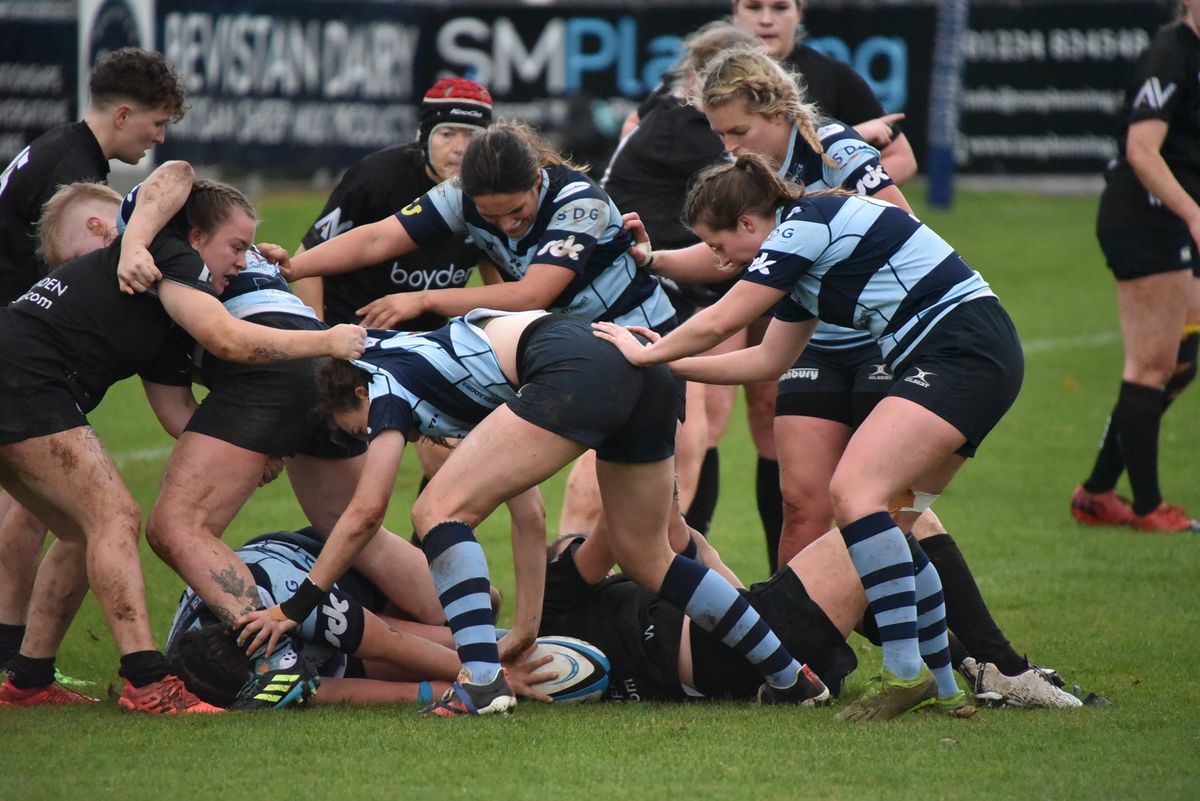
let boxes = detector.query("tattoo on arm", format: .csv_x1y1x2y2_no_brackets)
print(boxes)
210,566,261,612
250,346,289,363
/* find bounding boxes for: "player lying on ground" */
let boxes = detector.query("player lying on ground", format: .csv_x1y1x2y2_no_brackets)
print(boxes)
167,530,553,707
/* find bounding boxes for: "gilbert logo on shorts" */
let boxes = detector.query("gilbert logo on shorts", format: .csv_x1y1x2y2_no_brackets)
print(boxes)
904,368,935,388
868,364,892,381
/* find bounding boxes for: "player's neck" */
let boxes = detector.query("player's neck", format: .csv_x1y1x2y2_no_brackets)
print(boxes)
82,110,117,161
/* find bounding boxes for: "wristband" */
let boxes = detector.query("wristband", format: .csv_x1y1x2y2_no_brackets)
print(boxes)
643,252,656,271
417,681,433,705
279,577,326,623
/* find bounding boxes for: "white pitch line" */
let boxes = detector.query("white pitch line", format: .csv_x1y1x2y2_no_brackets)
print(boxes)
112,445,173,468
1022,330,1119,355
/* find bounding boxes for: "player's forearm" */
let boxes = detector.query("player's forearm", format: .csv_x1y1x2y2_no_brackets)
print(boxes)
422,280,556,317
880,135,917,185
121,160,194,249
354,610,460,680
651,243,729,285
290,222,397,279
306,512,386,592
1129,145,1200,227
214,320,340,364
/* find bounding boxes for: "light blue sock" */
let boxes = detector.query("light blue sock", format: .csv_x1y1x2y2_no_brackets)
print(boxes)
841,512,922,679
912,543,960,698
422,521,499,684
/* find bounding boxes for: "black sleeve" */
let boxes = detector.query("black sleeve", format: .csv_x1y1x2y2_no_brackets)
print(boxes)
1129,29,1190,125
826,61,887,125
301,162,381,251
150,235,219,295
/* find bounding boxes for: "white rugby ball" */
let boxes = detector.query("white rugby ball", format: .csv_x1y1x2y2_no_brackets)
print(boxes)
528,636,610,703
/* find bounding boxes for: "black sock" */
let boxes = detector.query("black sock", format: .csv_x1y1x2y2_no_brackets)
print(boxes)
684,447,719,536
756,457,782,573
1082,413,1124,494
118,650,170,688
7,653,55,689
918,533,1026,676
0,623,25,669
1111,381,1167,515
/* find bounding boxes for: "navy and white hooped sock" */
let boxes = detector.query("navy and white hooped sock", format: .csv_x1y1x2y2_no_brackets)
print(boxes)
841,512,922,679
421,521,500,685
911,544,960,698
658,555,802,689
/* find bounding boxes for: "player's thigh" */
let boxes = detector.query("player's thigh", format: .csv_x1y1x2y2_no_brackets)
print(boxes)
286,452,366,536
831,397,966,522
775,415,850,511
0,427,137,541
413,406,585,532
594,457,676,588
1116,270,1192,385
150,432,266,539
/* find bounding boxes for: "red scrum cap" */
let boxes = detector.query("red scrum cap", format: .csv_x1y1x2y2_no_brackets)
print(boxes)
418,78,494,141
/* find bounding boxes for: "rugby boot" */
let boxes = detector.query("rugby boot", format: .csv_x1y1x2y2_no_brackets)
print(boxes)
420,667,516,717
836,666,938,722
756,664,832,706
118,674,223,713
1069,486,1134,526
1130,502,1198,533
923,689,977,718
960,657,1081,709
0,677,98,706
230,638,319,710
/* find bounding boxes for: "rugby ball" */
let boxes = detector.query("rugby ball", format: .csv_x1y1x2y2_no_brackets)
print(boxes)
528,636,610,703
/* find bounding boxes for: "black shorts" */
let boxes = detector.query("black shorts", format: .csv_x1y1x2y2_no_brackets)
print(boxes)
775,342,891,427
688,568,858,699
186,313,365,459
509,314,677,463
0,363,88,445
888,297,1023,458
1096,171,1200,280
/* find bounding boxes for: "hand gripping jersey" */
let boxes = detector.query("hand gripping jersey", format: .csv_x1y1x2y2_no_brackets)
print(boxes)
354,309,536,441
744,194,994,371
777,122,895,352
395,166,675,330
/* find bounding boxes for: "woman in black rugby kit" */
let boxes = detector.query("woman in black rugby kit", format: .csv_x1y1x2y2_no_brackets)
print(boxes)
0,163,365,712
1073,0,1200,533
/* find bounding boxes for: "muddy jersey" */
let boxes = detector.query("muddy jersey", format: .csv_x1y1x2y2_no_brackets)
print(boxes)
352,309,535,442
301,143,481,328
746,194,993,370
396,166,675,329
0,121,109,304
0,229,211,410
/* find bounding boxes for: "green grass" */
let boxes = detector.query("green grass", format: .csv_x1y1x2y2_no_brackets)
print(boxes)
3,187,1199,801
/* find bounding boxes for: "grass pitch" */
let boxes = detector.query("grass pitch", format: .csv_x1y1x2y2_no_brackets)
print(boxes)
2,187,1198,801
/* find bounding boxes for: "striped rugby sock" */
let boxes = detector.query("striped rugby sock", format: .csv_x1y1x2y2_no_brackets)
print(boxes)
421,520,500,685
841,512,922,680
912,544,960,698
658,555,802,689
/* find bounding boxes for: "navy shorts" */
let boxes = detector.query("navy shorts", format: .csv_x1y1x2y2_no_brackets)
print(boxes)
688,568,858,699
775,342,892,427
888,297,1024,458
509,314,678,464
187,313,366,459
0,365,88,445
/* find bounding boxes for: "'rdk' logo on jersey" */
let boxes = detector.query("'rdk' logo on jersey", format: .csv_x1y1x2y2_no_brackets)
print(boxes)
538,235,584,261
1133,77,1176,110
747,252,775,275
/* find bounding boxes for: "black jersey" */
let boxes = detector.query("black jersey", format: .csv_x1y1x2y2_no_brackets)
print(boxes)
784,44,888,126
0,227,212,411
540,540,687,702
1103,21,1200,223
300,142,482,329
0,121,110,304
603,90,726,251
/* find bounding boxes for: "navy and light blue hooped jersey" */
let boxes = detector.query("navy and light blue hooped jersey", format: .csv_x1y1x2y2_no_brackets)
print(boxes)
778,122,895,352
744,194,994,370
394,166,675,330
353,309,535,441
166,536,349,678
118,183,316,321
